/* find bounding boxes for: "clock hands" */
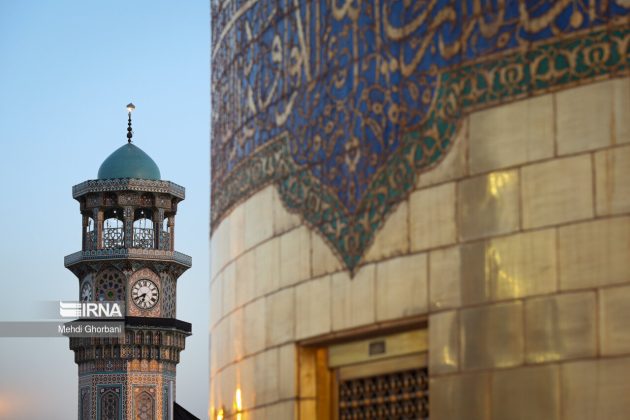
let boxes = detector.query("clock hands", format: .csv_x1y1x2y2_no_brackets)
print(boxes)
132,280,159,309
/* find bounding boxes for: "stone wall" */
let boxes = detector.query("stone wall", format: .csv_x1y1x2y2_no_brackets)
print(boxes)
210,77,630,418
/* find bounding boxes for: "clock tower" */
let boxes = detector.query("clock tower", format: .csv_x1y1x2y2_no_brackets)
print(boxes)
65,104,192,420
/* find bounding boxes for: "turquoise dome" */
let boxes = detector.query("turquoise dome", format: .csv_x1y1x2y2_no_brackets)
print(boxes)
97,143,161,180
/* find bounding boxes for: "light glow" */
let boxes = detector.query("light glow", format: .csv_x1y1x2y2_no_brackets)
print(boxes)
234,388,243,420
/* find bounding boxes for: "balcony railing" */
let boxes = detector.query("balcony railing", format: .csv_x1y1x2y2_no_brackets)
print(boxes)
133,227,154,249
103,227,124,249
88,227,170,250
65,249,192,268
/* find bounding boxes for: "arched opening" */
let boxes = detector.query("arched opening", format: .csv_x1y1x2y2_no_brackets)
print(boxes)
85,216,96,250
135,391,155,420
99,389,120,420
160,216,172,250
133,208,154,249
103,208,124,249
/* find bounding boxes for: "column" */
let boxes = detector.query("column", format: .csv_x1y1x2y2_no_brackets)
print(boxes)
154,208,164,250
124,206,134,248
82,214,88,250
168,215,175,251
94,208,104,250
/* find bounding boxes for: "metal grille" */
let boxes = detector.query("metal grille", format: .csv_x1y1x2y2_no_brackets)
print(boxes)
339,367,429,420
103,227,124,249
133,227,154,249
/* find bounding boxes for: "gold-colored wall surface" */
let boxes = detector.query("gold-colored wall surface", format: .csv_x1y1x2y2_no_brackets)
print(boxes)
210,77,630,419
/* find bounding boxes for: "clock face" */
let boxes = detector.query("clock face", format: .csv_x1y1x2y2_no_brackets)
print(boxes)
81,283,92,302
131,279,159,310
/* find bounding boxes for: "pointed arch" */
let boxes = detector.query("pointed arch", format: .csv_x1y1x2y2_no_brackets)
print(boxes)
99,389,120,420
135,390,155,420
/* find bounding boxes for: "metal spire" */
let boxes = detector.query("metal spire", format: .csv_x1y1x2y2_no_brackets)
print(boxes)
126,102,135,143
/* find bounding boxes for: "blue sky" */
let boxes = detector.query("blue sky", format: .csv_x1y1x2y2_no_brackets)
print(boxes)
0,1,210,418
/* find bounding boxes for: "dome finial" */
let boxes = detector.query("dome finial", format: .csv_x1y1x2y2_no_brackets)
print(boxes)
126,102,135,143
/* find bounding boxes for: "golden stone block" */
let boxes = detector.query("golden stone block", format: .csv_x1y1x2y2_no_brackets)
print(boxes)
216,320,230,370
417,117,468,188
430,372,490,420
429,246,462,310
410,183,457,251
524,292,596,363
429,311,459,374
244,187,274,250
375,254,428,321
214,318,228,370
254,237,280,298
279,226,311,287
278,344,297,399
556,80,613,155
469,95,554,174
364,201,409,262
458,170,520,241
595,145,630,216
295,276,332,340
266,402,296,419
521,155,593,229
328,330,427,368
460,301,523,370
210,273,223,327
613,78,630,145
238,355,255,409
460,229,556,305
235,249,256,307
243,298,266,356
600,285,630,355
559,217,630,290
254,349,279,405
272,187,302,235
492,365,560,420
229,308,245,363
228,204,245,262
219,363,236,412
210,224,223,280
299,400,317,420
312,231,343,276
222,262,236,316
265,288,295,347
331,265,376,330
210,330,219,376
298,348,317,399
562,357,630,419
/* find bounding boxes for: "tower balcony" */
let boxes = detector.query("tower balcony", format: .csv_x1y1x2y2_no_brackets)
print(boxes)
64,248,192,271
85,227,172,251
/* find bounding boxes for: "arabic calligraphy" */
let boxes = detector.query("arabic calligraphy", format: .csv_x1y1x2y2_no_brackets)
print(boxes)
211,0,629,271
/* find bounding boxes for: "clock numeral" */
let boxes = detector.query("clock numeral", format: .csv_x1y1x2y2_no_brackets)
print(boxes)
132,279,158,310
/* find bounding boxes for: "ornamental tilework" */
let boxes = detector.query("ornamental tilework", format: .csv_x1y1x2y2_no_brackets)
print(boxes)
211,0,630,272
95,268,125,302
133,386,157,420
161,273,176,318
